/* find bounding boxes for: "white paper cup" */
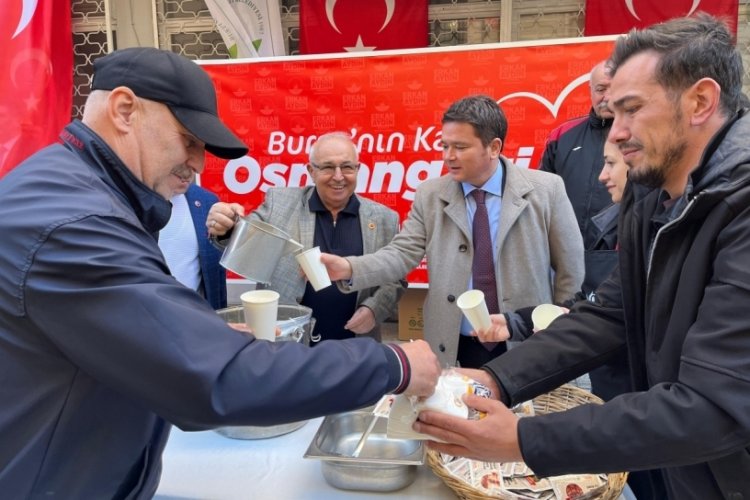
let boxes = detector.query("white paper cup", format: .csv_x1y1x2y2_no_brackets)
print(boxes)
240,290,279,341
456,289,492,332
531,303,565,331
295,246,332,291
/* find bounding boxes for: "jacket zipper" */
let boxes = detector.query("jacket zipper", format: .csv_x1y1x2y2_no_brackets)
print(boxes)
645,194,699,285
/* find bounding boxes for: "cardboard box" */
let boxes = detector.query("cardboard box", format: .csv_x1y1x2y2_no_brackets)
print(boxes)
397,288,427,341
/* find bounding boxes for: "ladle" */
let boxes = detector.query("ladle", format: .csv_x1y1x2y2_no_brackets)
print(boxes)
351,414,378,458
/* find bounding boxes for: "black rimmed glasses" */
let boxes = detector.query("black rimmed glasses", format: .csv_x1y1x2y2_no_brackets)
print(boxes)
310,162,359,176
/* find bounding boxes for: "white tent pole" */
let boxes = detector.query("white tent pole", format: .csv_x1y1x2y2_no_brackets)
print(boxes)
104,0,114,53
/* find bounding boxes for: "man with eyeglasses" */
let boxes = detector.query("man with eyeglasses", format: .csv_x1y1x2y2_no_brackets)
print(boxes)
209,132,404,345
321,95,584,368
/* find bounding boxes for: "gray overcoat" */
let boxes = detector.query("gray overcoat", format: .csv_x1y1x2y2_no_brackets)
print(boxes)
345,158,584,366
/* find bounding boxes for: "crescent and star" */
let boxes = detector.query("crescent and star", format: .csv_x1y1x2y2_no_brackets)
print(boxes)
14,0,708,40
325,0,395,34
624,0,701,20
13,0,39,39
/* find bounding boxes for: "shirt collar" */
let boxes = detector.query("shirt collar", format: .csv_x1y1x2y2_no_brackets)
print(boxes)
461,160,504,199
308,188,360,215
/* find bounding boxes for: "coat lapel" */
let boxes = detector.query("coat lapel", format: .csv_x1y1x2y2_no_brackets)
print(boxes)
497,159,531,253
441,180,472,242
299,187,317,248
357,197,378,253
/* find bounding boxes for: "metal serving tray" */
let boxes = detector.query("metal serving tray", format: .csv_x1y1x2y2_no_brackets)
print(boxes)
303,411,424,492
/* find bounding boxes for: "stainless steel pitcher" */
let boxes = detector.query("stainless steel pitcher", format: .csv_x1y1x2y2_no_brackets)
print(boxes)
219,218,303,284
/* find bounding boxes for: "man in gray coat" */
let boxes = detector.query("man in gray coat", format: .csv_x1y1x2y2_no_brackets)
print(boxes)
209,132,403,344
323,96,584,367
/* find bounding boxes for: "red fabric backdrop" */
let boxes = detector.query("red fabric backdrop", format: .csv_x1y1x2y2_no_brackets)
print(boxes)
585,0,739,36
299,0,428,54
199,38,616,283
0,0,73,178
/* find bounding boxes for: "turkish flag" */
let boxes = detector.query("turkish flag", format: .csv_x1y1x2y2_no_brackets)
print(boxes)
585,0,739,36
299,0,428,54
0,0,73,178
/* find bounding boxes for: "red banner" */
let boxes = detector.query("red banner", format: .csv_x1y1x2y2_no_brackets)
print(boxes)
0,0,73,178
299,0,428,54
199,37,615,283
585,0,739,36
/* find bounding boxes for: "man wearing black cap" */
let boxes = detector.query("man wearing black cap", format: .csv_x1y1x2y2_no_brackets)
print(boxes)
0,47,440,499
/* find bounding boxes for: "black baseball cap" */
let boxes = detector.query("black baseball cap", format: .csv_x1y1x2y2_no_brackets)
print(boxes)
91,47,248,159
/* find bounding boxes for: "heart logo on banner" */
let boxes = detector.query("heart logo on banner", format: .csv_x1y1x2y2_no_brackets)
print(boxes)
498,73,591,119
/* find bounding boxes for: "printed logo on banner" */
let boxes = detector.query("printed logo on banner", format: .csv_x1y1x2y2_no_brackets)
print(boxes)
370,67,395,90
468,75,496,99
343,93,367,112
402,54,428,67
289,117,307,135
311,74,334,92
498,73,591,119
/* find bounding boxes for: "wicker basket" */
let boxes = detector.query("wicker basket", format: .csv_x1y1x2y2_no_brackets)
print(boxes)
426,384,628,500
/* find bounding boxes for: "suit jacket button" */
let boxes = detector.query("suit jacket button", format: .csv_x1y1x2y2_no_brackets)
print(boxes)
458,244,467,252
438,344,446,352
447,295,455,303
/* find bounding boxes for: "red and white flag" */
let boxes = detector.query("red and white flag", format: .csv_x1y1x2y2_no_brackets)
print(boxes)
585,0,739,36
299,0,428,54
0,0,73,178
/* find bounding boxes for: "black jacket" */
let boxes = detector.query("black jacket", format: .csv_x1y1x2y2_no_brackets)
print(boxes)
487,112,750,499
0,121,406,499
540,108,613,248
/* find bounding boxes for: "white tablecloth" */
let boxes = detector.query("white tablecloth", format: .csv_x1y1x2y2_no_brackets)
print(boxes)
155,418,636,500
154,417,455,500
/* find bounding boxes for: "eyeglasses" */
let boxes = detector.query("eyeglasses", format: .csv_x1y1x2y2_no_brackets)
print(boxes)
310,162,359,175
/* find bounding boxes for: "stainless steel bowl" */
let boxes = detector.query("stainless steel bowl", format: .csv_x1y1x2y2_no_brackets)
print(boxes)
304,411,424,492
216,304,314,344
214,304,312,440
215,420,307,440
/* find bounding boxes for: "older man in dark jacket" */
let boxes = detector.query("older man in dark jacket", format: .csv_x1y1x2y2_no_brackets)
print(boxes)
414,14,750,500
0,47,440,499
539,60,613,253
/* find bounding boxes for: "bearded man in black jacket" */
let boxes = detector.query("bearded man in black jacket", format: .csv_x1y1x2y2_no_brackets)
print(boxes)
415,14,750,500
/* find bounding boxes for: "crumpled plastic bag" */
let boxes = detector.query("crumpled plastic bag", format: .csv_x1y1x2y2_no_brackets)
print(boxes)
386,369,491,440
